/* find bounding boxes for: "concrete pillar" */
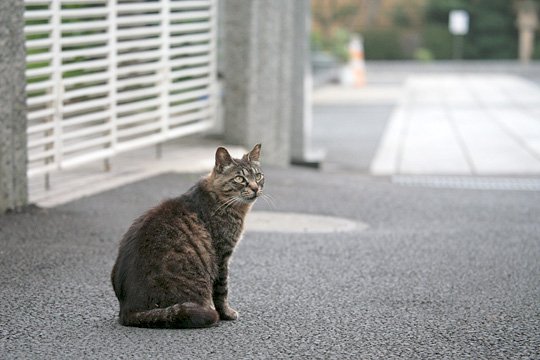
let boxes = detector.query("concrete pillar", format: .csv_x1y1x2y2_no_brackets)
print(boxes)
221,0,298,166
0,0,28,213
290,0,322,167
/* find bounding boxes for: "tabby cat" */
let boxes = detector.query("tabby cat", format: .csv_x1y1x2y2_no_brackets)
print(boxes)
111,144,263,328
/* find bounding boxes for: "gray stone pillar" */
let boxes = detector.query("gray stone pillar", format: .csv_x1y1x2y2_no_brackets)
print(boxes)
290,0,323,167
221,0,297,166
0,0,28,213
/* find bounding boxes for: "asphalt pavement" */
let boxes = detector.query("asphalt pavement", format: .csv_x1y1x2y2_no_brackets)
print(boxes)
2,167,539,358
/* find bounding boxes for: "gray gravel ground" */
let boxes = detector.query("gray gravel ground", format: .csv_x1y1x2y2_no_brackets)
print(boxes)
1,168,539,359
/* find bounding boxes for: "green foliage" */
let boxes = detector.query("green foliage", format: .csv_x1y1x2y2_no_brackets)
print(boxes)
393,5,412,28
414,48,434,61
362,29,404,60
310,27,352,63
424,0,519,59
331,28,352,62
421,24,453,59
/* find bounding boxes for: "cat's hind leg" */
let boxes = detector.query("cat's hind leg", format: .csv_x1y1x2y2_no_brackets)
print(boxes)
119,302,219,329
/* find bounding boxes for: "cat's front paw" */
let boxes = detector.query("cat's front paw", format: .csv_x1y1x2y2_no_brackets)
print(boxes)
218,307,238,321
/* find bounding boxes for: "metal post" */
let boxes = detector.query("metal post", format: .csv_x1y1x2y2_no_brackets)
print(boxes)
453,35,464,60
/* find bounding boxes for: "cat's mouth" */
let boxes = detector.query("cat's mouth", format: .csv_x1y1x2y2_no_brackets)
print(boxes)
242,194,258,202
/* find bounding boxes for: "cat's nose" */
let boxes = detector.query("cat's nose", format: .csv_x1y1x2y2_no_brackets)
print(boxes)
248,182,258,193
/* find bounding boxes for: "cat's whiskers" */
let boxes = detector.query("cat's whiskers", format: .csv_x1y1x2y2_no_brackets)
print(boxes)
261,193,276,209
213,197,238,215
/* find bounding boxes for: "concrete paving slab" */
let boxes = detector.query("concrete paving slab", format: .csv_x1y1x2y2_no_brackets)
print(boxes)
371,74,540,175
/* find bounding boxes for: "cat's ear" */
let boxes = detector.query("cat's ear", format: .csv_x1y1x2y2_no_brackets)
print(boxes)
215,147,235,173
243,143,261,163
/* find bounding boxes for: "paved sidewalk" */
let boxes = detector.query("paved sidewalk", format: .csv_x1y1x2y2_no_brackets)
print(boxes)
370,74,540,175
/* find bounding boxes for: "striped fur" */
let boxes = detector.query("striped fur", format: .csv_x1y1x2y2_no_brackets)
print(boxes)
111,144,263,328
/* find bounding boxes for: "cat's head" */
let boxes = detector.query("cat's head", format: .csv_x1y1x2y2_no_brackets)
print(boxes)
209,144,264,204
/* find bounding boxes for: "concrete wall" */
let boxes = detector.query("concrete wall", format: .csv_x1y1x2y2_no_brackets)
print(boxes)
221,0,311,167
0,0,28,213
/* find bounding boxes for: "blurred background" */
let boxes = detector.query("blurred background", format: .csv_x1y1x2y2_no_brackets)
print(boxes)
311,0,539,64
2,1,540,357
2,0,538,209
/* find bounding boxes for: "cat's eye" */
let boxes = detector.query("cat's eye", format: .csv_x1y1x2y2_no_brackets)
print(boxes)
255,173,263,181
234,176,245,183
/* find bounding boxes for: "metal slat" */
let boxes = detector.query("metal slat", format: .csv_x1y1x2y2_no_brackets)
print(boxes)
28,136,55,148
116,63,161,76
60,33,109,46
116,14,162,26
116,51,161,63
117,122,162,138
169,22,210,34
116,87,161,102
169,1,211,10
61,46,109,60
61,110,112,128
27,52,53,63
28,108,54,121
62,73,109,87
170,66,211,80
169,107,210,126
116,74,160,89
116,110,161,126
24,10,53,20
169,55,210,69
169,44,211,57
27,80,54,92
27,93,54,107
27,122,55,135
60,20,108,32
116,98,161,115
25,24,53,35
62,136,111,154
169,89,209,105
63,84,109,101
62,123,111,141
116,38,162,51
60,8,109,18
26,66,53,78
169,33,211,46
116,27,161,39
169,10,210,22
28,148,56,162
116,2,161,13
26,38,53,49
61,59,109,73
169,99,209,115
62,98,110,115
169,77,210,92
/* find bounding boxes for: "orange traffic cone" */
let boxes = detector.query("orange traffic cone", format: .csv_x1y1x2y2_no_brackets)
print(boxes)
348,34,366,87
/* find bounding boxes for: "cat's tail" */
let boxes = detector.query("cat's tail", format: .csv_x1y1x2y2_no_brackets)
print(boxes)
119,302,219,329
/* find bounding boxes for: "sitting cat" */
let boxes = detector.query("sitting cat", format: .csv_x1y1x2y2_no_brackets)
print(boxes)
111,144,263,328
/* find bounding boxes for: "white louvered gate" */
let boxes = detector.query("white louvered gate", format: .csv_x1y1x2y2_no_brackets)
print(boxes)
24,0,217,178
